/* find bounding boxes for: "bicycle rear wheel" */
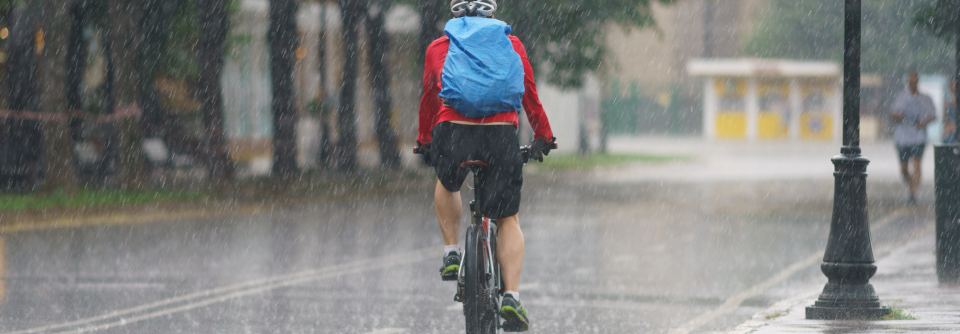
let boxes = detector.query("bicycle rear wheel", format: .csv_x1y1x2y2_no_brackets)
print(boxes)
463,224,483,333
463,223,499,334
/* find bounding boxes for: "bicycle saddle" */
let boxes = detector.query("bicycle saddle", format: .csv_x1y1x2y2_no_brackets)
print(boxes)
459,160,489,168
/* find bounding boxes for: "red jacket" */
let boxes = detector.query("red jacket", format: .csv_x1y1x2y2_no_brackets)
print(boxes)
418,35,554,144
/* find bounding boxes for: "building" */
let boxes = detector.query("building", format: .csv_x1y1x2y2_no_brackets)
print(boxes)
687,59,841,141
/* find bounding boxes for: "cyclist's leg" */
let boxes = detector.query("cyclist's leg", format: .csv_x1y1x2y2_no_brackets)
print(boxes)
476,124,524,292
496,214,523,293
435,179,462,246
431,122,471,249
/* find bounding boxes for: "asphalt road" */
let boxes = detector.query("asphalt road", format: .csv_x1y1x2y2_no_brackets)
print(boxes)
0,139,938,334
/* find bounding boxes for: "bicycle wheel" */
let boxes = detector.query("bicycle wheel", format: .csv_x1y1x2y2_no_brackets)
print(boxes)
463,224,484,334
480,221,500,333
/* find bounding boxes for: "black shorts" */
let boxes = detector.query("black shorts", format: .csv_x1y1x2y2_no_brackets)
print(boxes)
897,144,926,162
431,122,522,219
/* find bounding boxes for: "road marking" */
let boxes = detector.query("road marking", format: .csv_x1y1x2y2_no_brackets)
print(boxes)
362,328,407,334
0,204,272,234
667,207,912,334
447,303,463,311
0,248,434,334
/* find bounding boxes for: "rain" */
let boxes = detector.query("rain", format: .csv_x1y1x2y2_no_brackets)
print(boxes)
0,0,958,333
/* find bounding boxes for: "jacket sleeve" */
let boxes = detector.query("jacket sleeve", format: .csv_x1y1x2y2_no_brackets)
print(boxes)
418,42,443,144
512,38,554,142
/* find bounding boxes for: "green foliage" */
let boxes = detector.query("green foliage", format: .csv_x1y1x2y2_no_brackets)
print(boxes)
493,0,676,89
745,0,953,75
158,0,201,79
0,189,208,211
76,0,245,81
536,152,689,171
914,0,957,39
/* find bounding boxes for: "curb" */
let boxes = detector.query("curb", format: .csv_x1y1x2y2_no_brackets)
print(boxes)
723,286,820,334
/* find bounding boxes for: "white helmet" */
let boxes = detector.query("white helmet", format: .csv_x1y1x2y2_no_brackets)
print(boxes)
451,0,496,18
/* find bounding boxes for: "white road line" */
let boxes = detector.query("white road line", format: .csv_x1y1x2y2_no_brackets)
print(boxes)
667,207,912,334
362,328,407,334
2,248,434,334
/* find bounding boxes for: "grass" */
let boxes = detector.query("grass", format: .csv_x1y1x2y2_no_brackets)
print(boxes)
877,300,918,320
0,189,209,211
764,311,784,320
535,152,691,170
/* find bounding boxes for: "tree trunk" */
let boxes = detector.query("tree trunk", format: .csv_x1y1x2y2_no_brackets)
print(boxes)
4,5,44,192
268,0,300,177
316,1,332,168
67,1,86,145
416,0,443,70
196,0,235,182
139,0,182,140
366,0,400,170
99,29,119,182
108,0,149,189
37,0,80,194
336,0,362,172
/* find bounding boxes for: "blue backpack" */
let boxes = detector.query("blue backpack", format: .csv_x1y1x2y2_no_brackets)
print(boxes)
439,17,525,118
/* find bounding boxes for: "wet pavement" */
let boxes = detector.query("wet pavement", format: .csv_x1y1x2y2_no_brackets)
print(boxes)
0,138,943,333
728,226,960,334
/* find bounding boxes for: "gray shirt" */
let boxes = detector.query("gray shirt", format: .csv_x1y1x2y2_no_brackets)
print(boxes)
890,90,936,146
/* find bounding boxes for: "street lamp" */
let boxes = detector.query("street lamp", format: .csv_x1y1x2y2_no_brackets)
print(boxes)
805,0,889,320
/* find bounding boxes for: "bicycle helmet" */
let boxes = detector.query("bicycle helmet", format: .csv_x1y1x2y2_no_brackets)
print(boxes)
451,0,496,18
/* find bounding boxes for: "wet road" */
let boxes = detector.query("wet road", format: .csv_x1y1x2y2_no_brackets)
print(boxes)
0,141,936,333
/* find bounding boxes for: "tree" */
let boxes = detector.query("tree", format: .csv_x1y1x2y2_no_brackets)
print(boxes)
914,0,960,39
367,0,401,170
498,0,677,89
268,0,301,176
139,0,183,139
108,0,150,189
4,2,44,192
196,0,235,182
745,0,953,76
336,0,363,172
315,1,333,168
416,0,442,70
37,0,80,193
67,1,88,150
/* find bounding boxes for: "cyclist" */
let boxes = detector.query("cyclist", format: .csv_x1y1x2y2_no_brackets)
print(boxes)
416,0,555,331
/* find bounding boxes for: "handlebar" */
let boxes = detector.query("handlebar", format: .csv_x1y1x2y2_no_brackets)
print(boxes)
414,143,556,164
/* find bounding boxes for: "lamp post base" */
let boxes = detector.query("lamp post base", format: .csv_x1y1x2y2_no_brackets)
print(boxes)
806,304,889,320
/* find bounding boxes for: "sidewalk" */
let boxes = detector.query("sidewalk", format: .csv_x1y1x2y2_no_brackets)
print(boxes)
726,225,960,333
599,136,934,184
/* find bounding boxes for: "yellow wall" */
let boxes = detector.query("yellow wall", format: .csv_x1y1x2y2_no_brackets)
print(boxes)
800,113,833,140
716,113,746,138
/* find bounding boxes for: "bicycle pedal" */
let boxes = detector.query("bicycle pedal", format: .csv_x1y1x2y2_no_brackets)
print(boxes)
441,273,458,281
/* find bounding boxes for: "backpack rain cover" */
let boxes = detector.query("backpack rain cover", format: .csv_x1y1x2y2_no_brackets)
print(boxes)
440,17,525,118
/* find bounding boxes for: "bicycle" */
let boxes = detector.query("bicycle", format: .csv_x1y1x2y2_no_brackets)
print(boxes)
415,144,550,333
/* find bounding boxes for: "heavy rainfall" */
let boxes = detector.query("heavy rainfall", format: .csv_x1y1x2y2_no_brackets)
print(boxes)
0,0,958,333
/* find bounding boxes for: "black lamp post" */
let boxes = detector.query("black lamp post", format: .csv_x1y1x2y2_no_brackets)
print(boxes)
805,0,889,320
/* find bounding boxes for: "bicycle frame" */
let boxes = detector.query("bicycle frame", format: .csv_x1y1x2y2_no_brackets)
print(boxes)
457,163,502,333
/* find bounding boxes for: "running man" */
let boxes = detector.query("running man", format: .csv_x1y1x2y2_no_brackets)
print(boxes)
416,0,555,331
889,71,937,205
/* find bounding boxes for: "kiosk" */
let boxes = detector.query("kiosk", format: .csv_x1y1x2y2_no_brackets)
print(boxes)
687,59,842,141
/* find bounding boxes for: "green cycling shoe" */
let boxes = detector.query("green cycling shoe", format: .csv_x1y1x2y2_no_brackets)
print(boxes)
440,251,460,281
500,294,529,332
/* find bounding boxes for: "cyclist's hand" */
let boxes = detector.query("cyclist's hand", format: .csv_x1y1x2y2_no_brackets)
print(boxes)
529,137,557,163
415,142,433,166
